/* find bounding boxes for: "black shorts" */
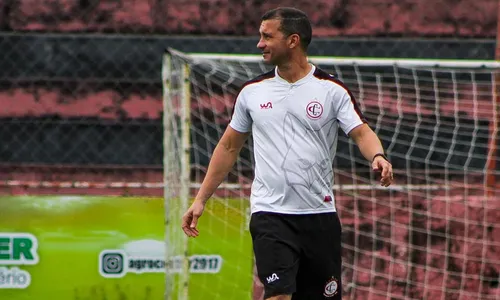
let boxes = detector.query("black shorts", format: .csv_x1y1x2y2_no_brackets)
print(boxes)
250,211,342,300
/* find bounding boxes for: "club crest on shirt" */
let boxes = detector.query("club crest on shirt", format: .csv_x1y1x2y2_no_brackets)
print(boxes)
306,101,323,119
323,276,339,297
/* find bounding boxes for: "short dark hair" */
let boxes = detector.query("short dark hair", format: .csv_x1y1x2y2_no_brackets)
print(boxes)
262,7,312,51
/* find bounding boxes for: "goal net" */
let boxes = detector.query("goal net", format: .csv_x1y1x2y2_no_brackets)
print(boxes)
162,48,500,300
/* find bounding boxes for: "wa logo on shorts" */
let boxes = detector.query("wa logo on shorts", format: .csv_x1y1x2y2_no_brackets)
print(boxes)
0,233,39,289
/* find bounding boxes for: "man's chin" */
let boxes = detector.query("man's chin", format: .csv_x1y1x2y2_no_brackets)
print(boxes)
261,57,275,65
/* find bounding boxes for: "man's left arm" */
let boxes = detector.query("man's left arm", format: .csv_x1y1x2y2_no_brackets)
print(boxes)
349,124,394,187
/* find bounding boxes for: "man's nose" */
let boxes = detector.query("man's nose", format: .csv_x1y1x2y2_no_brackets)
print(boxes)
257,39,265,49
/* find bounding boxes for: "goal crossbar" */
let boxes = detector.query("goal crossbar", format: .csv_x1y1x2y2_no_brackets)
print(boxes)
168,49,500,68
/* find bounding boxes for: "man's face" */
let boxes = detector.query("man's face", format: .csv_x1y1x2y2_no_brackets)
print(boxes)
257,19,289,65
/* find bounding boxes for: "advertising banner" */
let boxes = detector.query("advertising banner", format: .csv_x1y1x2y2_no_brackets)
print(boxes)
0,196,252,300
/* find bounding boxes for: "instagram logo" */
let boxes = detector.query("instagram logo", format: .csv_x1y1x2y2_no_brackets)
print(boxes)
99,251,126,278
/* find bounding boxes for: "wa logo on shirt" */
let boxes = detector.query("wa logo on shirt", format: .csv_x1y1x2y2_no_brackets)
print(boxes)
0,233,39,289
260,102,273,109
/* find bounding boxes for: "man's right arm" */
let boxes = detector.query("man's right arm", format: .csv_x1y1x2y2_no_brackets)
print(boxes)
183,86,251,237
194,126,250,204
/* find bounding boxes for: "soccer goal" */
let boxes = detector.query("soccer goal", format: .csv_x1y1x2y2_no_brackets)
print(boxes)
162,48,500,300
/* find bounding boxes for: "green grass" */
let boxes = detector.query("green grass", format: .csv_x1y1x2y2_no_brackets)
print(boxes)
0,196,252,300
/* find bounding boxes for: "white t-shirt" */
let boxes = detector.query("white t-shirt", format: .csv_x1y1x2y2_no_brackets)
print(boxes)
229,65,367,214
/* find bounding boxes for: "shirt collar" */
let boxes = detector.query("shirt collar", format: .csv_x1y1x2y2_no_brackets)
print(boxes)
274,64,315,85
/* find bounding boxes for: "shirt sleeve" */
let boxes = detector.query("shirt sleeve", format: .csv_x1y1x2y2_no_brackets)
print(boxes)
336,91,367,135
229,89,252,133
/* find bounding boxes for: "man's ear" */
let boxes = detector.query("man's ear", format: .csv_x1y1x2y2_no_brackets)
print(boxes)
288,34,300,49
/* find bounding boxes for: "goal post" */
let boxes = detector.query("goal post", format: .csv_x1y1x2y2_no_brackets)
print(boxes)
162,49,191,300
162,48,500,300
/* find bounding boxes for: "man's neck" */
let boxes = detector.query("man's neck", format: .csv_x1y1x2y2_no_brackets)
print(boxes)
276,56,312,83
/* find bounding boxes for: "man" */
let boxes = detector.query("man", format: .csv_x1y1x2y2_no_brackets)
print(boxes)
182,7,393,300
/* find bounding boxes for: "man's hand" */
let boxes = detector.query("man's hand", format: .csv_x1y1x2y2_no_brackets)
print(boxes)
372,156,393,187
182,200,205,237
